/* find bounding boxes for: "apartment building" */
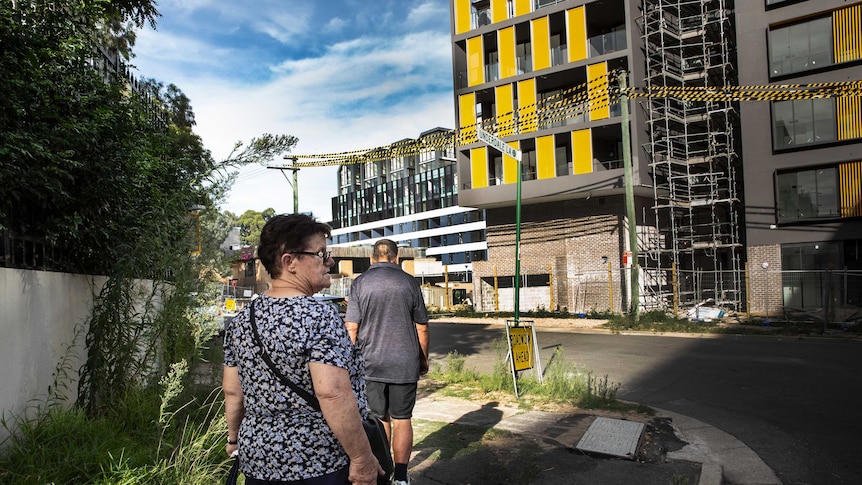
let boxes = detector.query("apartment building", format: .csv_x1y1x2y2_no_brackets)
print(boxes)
328,127,487,294
449,0,742,313
736,1,862,315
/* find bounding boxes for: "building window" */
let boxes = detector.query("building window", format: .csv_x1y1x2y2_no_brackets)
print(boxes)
768,16,832,77
772,98,836,150
766,0,805,10
516,40,532,74
777,166,839,223
472,0,491,29
244,260,256,277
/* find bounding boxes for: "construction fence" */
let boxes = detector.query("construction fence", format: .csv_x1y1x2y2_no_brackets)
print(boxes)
472,267,862,325
749,269,862,325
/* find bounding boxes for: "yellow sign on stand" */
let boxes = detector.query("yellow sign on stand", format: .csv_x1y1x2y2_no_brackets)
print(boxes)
224,298,237,313
508,326,534,371
505,319,542,398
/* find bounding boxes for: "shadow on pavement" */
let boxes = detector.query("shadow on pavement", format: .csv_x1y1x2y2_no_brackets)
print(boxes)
409,398,701,485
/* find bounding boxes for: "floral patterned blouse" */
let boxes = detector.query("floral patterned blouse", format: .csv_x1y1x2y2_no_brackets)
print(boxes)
224,295,368,481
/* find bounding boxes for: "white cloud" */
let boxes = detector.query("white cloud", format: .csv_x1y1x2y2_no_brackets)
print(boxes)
324,17,348,33
132,0,455,222
252,10,312,44
406,1,450,27
132,28,234,74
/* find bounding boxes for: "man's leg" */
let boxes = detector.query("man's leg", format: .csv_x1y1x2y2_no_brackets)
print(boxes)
388,383,418,483
390,417,414,465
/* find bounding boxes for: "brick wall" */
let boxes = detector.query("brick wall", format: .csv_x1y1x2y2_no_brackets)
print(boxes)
472,196,633,312
746,244,783,315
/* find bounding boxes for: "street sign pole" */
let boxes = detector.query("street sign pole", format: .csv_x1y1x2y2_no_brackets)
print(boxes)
476,128,523,325
514,146,523,326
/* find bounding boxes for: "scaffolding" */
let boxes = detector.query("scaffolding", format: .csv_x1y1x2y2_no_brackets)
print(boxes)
640,0,745,312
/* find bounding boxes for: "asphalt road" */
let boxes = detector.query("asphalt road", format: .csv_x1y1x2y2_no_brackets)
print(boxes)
428,322,862,485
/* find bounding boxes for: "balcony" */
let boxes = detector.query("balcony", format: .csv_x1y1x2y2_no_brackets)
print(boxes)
551,45,568,67
472,8,492,29
535,0,566,9
516,55,532,75
589,29,626,57
485,62,500,82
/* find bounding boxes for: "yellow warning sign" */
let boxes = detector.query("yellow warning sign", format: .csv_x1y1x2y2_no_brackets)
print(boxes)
224,298,236,313
509,326,534,371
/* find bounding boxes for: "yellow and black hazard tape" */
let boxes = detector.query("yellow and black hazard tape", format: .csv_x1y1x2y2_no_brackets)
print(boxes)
290,73,861,166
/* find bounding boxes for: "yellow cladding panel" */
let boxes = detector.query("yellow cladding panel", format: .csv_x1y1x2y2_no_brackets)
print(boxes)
572,129,593,174
514,0,531,16
503,140,520,184
536,135,556,179
839,161,862,218
532,16,551,71
459,93,477,143
467,36,484,86
496,83,515,136
837,95,862,140
454,0,472,35
834,4,862,64
567,7,587,62
518,78,537,133
492,0,508,23
588,62,609,120
471,147,489,189
499,26,517,79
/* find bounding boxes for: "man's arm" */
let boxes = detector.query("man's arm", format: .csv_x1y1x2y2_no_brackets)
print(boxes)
345,321,359,344
416,323,429,375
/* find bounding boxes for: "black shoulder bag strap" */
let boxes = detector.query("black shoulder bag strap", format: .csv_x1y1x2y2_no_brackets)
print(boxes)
248,299,322,412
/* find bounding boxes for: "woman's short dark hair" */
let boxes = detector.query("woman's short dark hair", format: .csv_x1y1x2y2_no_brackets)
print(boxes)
258,214,331,279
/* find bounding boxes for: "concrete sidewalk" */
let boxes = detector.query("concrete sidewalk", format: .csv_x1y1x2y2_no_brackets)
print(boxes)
408,394,782,485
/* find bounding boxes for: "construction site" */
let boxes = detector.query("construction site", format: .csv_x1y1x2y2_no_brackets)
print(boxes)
279,0,861,321
639,0,744,313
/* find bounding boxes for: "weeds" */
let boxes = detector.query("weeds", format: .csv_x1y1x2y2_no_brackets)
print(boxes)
427,343,649,414
0,354,232,484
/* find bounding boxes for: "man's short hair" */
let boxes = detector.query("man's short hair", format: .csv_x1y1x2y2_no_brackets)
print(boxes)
372,239,398,262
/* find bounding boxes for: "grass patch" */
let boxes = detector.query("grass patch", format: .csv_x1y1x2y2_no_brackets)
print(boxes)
413,419,514,461
603,310,717,333
426,344,651,415
0,359,234,485
412,419,542,484
602,310,862,337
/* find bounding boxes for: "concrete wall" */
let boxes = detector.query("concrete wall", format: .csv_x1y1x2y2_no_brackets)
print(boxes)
0,268,106,445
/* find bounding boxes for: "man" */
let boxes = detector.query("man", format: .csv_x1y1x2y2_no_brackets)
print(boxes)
345,239,429,485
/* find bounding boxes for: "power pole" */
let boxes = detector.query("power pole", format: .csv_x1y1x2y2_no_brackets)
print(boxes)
619,71,640,321
267,156,300,213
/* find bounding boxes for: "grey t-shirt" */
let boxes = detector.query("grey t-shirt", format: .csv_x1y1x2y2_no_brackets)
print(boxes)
345,262,429,383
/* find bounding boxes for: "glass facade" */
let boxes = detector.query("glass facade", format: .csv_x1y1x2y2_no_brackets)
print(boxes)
771,98,836,150
768,16,832,77
776,166,839,223
330,129,488,267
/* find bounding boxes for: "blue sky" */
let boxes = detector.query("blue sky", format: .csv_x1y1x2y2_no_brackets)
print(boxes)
132,0,455,221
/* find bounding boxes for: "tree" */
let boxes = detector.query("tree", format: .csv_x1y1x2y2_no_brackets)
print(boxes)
0,0,299,415
236,208,277,247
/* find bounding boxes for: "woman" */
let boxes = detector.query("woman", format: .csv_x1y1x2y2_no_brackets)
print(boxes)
223,214,383,485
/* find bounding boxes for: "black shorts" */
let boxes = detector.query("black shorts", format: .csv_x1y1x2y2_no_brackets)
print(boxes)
366,381,417,420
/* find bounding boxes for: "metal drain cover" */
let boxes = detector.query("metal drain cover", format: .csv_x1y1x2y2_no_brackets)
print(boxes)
575,417,645,459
